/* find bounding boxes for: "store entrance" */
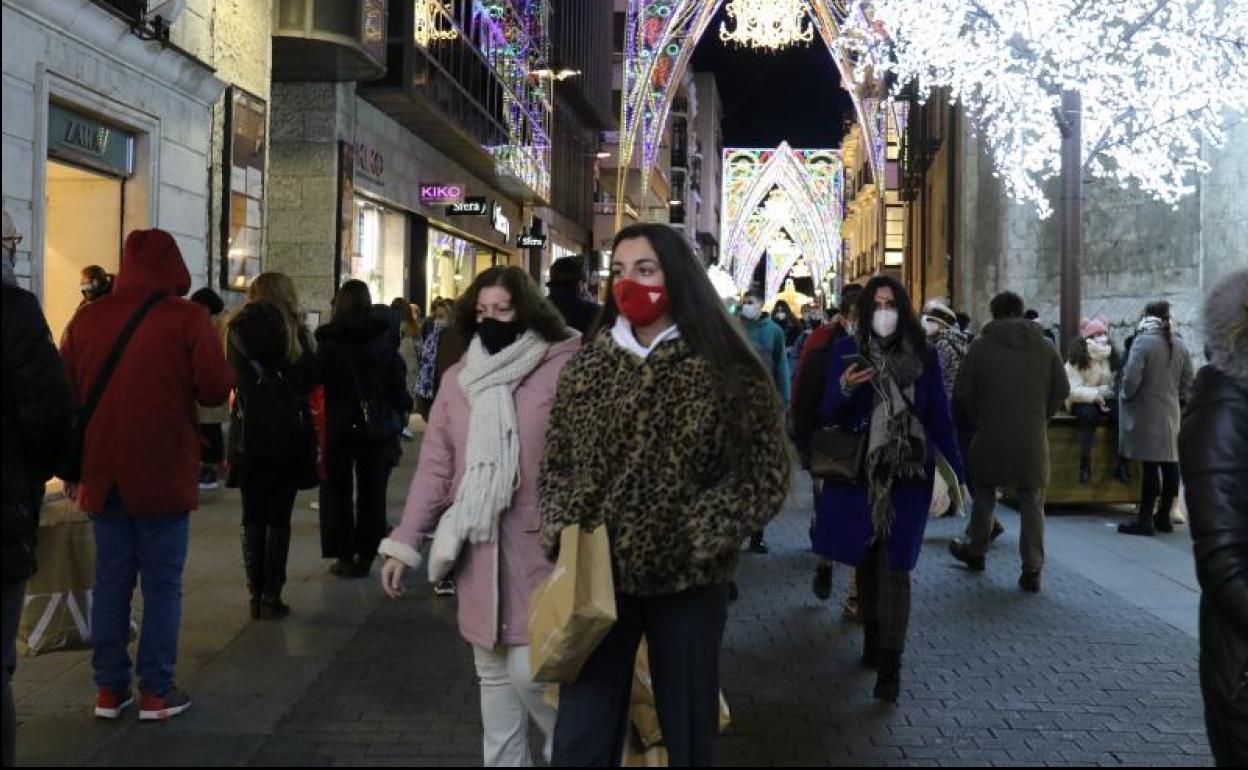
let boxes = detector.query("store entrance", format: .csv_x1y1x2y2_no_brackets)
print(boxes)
44,159,123,342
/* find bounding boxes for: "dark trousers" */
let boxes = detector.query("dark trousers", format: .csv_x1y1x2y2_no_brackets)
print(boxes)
857,539,911,652
241,483,299,600
953,401,974,495
199,423,224,465
968,485,1046,573
1141,461,1180,511
241,483,298,529
319,436,393,562
1072,401,1120,459
3,579,25,768
1203,669,1248,766
552,584,729,767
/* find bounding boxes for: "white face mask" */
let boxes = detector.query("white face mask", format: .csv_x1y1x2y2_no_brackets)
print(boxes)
873,309,899,338
741,302,761,321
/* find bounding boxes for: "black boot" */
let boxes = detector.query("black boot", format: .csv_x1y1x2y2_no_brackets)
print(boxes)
862,624,880,669
1119,497,1157,536
241,526,266,620
258,527,292,620
748,532,769,554
1079,457,1092,484
1154,498,1175,533
873,650,901,704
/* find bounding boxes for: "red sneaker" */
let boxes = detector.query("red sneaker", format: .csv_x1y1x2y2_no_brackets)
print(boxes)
138,686,192,721
94,687,135,719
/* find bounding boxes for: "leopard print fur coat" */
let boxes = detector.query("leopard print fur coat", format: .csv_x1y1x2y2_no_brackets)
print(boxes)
538,331,791,595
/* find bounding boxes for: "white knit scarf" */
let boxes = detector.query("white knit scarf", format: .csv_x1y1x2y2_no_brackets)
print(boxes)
457,330,550,542
427,331,549,581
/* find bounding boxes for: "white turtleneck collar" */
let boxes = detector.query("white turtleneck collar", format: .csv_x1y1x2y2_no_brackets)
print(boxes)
611,315,681,359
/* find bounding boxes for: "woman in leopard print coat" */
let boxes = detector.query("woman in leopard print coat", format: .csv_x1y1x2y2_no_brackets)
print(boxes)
539,223,791,767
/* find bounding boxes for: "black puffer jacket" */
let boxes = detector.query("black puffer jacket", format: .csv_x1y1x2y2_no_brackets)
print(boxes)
2,284,74,583
315,310,413,460
225,301,317,487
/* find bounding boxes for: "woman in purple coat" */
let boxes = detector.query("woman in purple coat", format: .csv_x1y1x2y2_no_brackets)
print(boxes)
811,275,963,703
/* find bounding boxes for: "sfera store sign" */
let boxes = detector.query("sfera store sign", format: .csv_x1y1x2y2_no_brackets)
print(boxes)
446,196,490,216
517,233,548,248
420,183,466,205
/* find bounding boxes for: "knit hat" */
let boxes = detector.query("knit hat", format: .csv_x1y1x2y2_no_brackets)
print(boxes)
922,299,957,329
1080,316,1109,339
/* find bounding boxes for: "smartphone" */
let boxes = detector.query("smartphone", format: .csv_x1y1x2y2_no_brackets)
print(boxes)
843,353,872,370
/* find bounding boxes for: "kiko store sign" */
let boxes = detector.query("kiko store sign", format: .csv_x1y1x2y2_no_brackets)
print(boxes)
419,183,466,205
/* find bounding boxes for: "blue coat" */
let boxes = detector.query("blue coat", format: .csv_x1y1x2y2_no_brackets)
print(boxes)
742,316,791,408
812,335,964,572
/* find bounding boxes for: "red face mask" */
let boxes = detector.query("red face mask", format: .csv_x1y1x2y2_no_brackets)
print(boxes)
612,279,670,327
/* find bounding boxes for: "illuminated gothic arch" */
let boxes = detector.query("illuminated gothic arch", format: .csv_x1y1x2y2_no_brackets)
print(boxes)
617,0,886,226
721,144,843,302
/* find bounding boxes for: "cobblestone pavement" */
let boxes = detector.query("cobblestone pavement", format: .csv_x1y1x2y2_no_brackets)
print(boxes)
247,483,1214,768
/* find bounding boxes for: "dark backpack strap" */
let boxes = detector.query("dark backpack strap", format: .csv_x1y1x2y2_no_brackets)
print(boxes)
76,291,166,431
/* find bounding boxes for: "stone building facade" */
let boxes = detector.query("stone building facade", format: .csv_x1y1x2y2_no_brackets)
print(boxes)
2,0,270,337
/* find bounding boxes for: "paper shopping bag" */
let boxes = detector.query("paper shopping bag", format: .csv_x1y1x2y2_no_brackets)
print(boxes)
528,523,617,683
19,512,95,655
630,637,733,749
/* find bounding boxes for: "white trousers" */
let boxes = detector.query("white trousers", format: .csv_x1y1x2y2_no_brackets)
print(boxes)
472,644,556,767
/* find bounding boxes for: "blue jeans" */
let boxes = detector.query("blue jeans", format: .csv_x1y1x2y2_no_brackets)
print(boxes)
91,489,189,696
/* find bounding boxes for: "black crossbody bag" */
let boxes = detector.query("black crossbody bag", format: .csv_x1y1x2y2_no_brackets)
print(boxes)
58,292,165,482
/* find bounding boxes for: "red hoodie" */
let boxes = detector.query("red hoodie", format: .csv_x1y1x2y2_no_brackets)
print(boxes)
61,229,234,515
790,322,845,407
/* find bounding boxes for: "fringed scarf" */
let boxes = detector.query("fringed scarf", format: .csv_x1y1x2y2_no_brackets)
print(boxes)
864,335,928,541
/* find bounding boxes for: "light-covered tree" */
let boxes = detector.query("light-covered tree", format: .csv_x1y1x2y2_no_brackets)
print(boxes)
838,0,1248,217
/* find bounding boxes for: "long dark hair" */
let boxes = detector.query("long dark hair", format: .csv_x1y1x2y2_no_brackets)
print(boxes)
1144,300,1174,357
452,266,573,343
1066,335,1121,372
595,223,780,459
772,299,794,324
331,279,373,326
855,275,928,359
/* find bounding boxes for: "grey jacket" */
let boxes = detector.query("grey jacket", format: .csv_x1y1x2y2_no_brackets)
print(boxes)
1119,328,1194,463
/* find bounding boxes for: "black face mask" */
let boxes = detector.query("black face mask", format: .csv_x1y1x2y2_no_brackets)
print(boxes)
478,318,525,355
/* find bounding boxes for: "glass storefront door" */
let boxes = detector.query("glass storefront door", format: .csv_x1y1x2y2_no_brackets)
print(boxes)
345,197,409,305
44,160,123,343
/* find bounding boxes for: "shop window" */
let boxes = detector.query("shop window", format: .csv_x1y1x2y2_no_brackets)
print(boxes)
221,87,267,292
345,198,408,305
427,227,501,307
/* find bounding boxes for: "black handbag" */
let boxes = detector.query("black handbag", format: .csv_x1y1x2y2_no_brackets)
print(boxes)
809,371,925,483
348,363,402,442
809,426,867,482
58,292,165,483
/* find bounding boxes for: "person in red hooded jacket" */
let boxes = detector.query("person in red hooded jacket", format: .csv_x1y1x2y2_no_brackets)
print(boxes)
60,229,233,723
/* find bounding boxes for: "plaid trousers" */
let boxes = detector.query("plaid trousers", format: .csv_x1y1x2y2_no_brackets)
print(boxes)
857,537,911,652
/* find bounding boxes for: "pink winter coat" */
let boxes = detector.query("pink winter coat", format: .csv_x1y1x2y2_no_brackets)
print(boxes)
388,335,580,650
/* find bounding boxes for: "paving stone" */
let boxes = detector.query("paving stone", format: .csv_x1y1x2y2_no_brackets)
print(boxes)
246,481,1214,766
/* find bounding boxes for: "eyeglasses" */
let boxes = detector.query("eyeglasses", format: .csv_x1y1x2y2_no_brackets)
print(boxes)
1,235,21,247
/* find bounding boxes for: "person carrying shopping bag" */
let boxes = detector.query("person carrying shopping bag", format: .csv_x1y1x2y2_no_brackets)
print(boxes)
379,266,578,767
539,223,790,767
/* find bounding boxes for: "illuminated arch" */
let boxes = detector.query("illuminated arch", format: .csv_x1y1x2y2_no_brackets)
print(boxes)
618,0,886,228
719,143,843,304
